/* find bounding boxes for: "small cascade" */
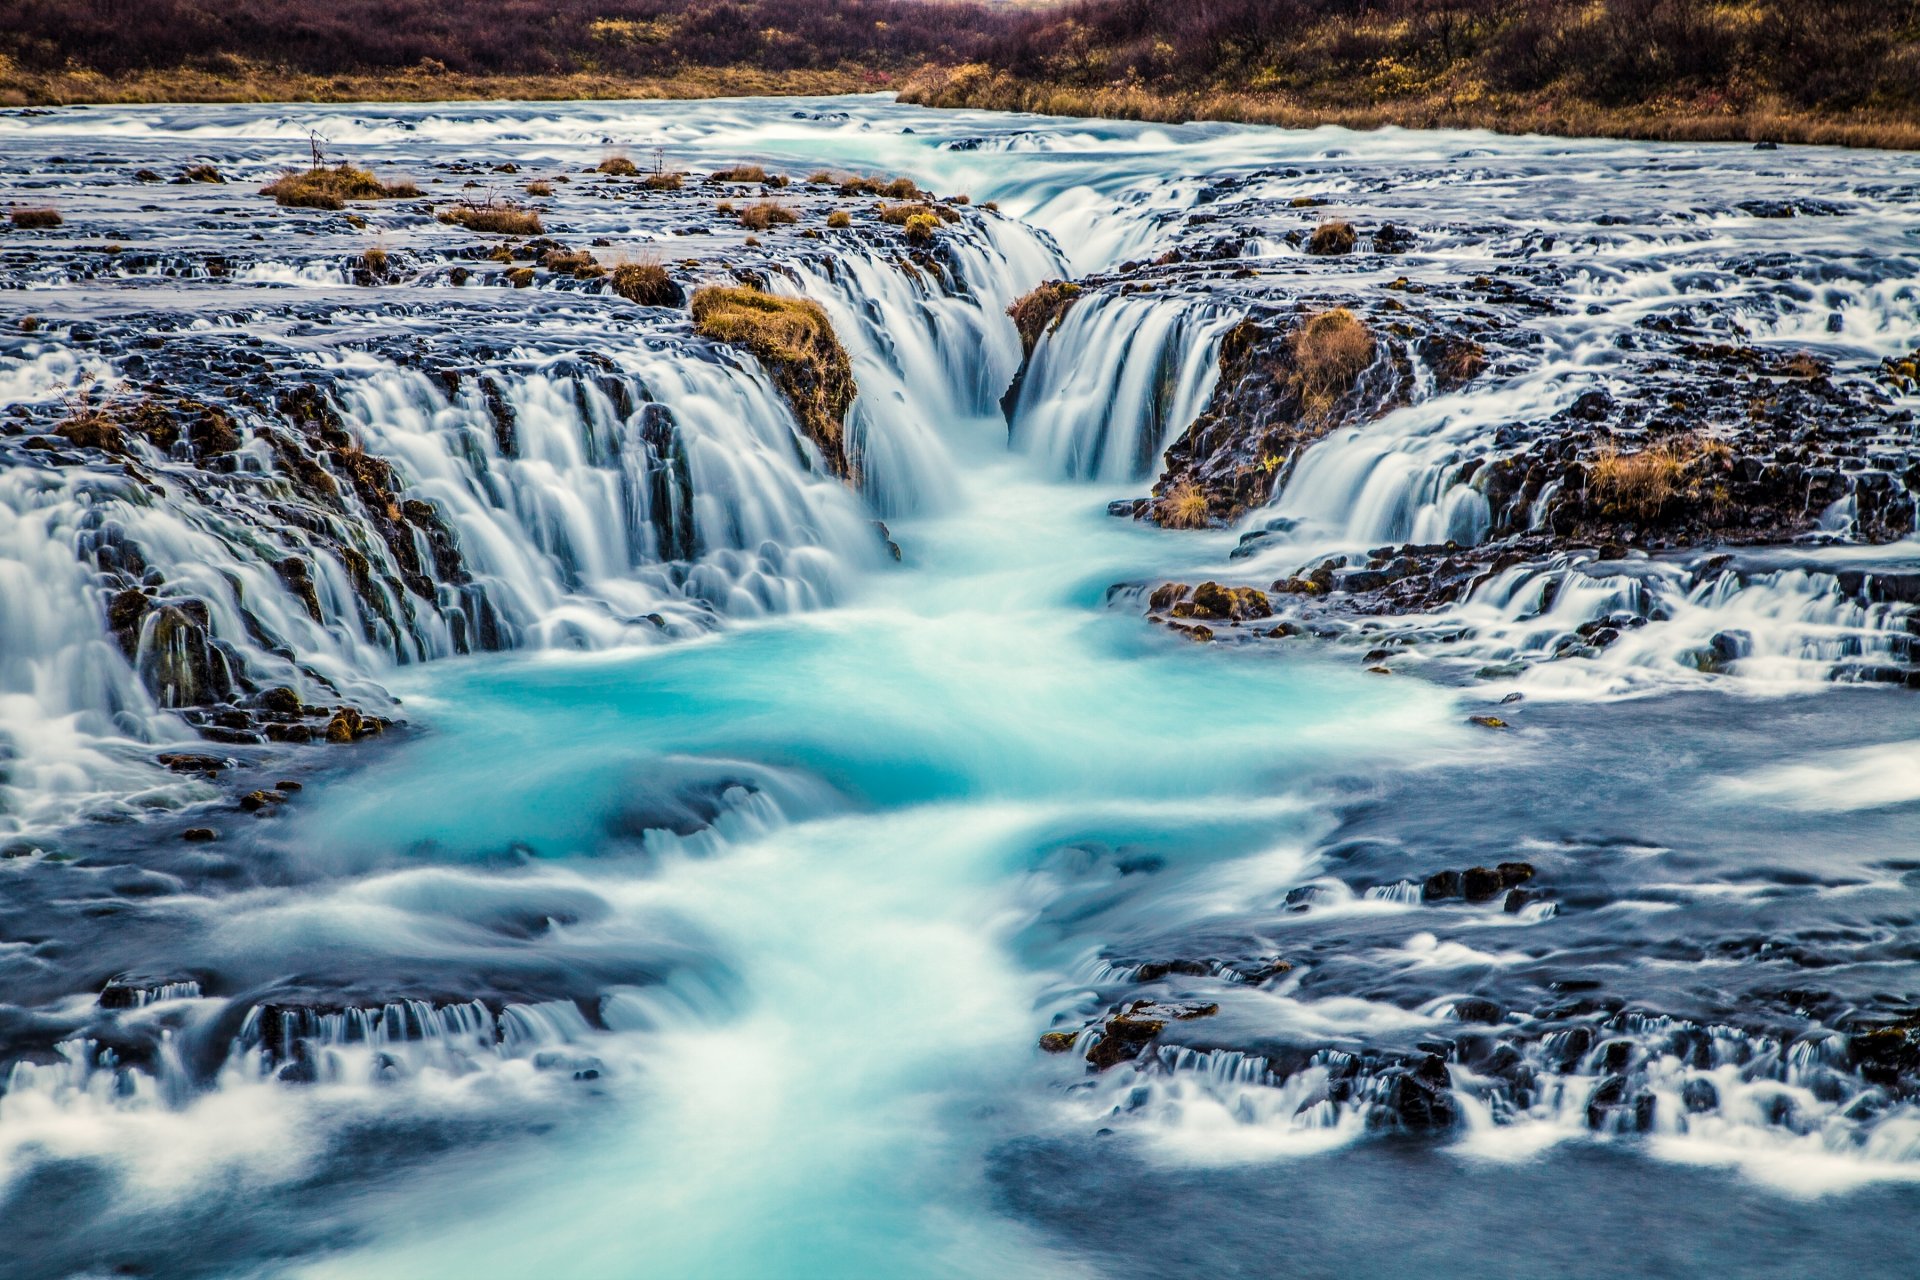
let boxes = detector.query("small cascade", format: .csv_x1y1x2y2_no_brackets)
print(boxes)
1010,292,1242,483
778,215,1051,515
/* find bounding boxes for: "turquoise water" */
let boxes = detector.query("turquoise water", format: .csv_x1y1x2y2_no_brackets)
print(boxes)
277,454,1459,1277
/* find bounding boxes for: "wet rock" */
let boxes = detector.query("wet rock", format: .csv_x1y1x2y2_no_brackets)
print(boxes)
1369,1053,1457,1130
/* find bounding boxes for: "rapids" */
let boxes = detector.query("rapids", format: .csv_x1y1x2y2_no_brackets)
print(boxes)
3,96,1920,1278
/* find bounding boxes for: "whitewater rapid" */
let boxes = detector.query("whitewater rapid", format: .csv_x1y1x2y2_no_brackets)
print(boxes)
3,96,1920,1278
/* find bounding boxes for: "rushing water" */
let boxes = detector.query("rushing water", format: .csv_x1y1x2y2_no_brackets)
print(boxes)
4,96,1920,1278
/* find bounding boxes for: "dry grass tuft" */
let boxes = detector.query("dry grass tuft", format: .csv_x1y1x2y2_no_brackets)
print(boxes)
262,163,419,210
826,209,852,229
690,285,857,479
1589,443,1687,520
738,201,798,231
175,164,223,184
1154,479,1213,529
1006,280,1083,355
1588,434,1732,520
10,207,63,229
1306,220,1357,256
710,164,772,184
903,211,938,245
525,180,554,197
597,156,639,176
437,202,543,236
643,171,683,191
610,258,679,307
1292,308,1375,404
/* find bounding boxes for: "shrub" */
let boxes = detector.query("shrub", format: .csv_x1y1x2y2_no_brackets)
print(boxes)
1154,479,1213,529
611,259,680,307
597,156,639,176
738,201,798,230
438,202,544,235
507,266,535,287
526,180,554,196
263,163,420,210
1306,220,1357,256
175,164,223,184
826,209,852,228
10,207,63,229
1006,280,1082,355
361,246,388,276
807,170,837,184
643,172,683,191
903,211,938,244
710,164,770,184
690,286,857,479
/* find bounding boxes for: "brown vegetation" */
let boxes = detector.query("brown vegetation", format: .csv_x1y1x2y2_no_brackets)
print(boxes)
261,163,420,210
9,207,62,229
826,209,852,229
437,202,543,236
643,172,683,191
1306,221,1356,256
711,164,774,185
1007,280,1083,356
597,156,639,176
1587,435,1730,521
738,201,798,230
900,0,1920,152
690,285,857,480
610,259,680,307
1292,308,1375,406
1154,480,1213,529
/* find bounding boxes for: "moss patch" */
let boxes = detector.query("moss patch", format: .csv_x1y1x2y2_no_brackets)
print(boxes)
691,285,857,481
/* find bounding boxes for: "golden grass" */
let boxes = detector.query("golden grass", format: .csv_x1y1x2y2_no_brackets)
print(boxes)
643,172,683,191
437,202,543,236
597,156,639,176
903,211,938,245
262,163,420,210
525,180,554,197
1006,280,1082,355
0,63,883,108
826,209,852,229
1154,479,1213,529
1306,220,1356,256
1292,308,1375,404
900,66,1920,153
738,200,798,230
1587,435,1732,520
1589,443,1687,520
690,285,857,480
711,164,773,184
610,259,678,307
9,207,62,229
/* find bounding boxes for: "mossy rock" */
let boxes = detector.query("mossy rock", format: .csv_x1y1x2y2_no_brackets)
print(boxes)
690,286,857,482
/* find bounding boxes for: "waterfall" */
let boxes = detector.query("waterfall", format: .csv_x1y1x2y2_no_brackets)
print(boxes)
1010,292,1242,483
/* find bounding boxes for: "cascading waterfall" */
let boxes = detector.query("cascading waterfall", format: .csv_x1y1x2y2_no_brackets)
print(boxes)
1010,292,1242,483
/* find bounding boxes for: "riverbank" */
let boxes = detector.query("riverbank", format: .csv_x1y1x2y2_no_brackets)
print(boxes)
0,62,884,107
898,66,1920,152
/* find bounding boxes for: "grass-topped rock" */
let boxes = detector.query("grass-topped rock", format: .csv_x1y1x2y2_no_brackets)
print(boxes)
690,286,857,482
261,164,420,210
